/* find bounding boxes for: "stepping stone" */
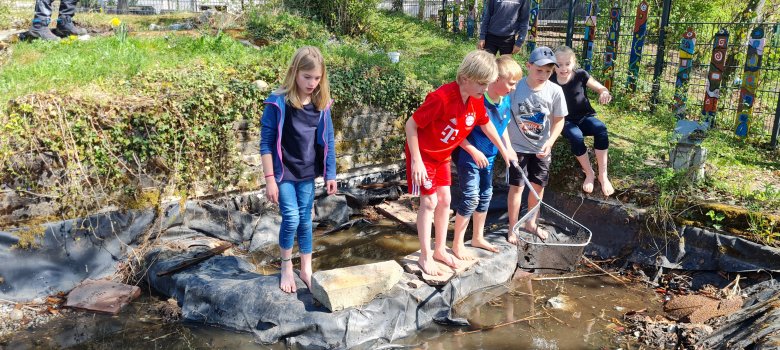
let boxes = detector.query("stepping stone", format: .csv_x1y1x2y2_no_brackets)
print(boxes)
400,249,479,286
65,279,141,315
311,260,403,312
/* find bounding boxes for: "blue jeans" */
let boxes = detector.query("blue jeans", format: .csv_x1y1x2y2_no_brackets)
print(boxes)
562,114,609,157
277,179,315,254
456,162,494,217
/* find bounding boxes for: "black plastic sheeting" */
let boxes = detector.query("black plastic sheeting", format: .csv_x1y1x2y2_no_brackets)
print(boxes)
0,210,155,302
537,191,780,273
145,233,518,349
697,278,780,349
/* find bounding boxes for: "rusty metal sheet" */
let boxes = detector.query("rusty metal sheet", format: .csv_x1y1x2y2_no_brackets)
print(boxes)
65,279,140,315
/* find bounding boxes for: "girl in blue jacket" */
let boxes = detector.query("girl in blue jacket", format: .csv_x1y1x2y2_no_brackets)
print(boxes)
260,46,337,293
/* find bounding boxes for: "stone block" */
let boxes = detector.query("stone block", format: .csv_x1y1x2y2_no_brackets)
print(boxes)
310,260,403,312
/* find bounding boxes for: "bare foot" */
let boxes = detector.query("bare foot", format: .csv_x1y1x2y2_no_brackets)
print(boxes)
471,237,499,253
418,256,443,276
279,260,296,293
452,244,477,260
525,224,549,240
599,174,615,196
507,231,518,245
299,268,312,290
582,170,595,194
433,250,460,270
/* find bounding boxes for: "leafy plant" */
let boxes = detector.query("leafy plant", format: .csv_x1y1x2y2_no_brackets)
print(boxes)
706,209,726,230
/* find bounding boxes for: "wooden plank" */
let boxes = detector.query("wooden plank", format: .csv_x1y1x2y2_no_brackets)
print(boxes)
375,201,418,232
65,280,141,315
156,242,233,277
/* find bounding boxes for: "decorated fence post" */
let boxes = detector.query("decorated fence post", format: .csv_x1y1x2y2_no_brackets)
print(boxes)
627,0,649,91
603,3,621,91
672,28,696,119
582,0,597,72
701,28,729,127
527,0,540,52
735,26,766,137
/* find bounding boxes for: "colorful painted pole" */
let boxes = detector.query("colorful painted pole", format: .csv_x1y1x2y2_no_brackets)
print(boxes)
735,26,766,137
701,28,729,127
582,0,598,72
627,0,649,91
603,3,621,91
526,0,540,52
672,28,696,119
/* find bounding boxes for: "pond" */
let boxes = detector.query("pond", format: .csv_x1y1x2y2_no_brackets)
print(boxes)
4,218,663,349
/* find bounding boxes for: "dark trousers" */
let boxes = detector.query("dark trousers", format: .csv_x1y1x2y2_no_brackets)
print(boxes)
34,0,78,25
484,33,515,55
562,115,610,156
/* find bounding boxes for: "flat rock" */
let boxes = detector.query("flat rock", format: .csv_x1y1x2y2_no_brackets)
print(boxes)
65,279,140,315
400,249,479,286
310,260,403,312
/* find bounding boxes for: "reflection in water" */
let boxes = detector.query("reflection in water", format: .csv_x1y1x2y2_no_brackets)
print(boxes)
4,219,662,349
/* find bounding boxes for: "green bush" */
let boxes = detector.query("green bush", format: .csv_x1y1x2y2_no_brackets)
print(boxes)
284,0,378,35
245,9,329,44
0,0,10,30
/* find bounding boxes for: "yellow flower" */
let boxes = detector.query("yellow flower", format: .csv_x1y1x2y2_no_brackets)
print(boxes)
110,17,121,27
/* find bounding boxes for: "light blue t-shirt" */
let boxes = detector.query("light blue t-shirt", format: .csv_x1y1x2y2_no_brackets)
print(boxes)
457,93,512,167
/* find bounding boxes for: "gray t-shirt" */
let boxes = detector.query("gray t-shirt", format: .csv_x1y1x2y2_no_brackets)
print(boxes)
507,78,568,155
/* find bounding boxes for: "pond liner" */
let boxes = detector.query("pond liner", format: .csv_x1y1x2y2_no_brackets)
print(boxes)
488,189,780,274
0,209,155,302
145,233,518,349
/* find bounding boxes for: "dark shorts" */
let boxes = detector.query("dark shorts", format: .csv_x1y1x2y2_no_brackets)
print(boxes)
484,33,515,55
508,152,550,187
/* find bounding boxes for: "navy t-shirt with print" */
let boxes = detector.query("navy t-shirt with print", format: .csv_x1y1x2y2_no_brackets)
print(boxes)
281,102,320,181
551,69,596,123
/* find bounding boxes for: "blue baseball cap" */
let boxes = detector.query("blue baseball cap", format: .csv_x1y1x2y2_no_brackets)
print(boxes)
528,46,558,67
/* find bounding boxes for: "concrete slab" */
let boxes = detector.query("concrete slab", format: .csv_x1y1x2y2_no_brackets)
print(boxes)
65,279,141,315
310,260,403,312
400,248,479,286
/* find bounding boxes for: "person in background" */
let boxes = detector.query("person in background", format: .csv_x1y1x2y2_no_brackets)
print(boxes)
27,0,87,41
477,0,530,55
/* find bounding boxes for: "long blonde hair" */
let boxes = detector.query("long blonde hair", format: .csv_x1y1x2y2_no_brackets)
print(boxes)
554,45,579,69
275,46,331,110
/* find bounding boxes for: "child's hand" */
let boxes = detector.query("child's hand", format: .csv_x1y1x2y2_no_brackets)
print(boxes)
265,180,279,204
411,159,428,186
505,150,518,165
326,180,337,195
470,149,489,168
598,90,612,104
537,144,551,158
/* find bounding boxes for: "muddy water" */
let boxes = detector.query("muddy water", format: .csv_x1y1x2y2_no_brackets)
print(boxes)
5,219,662,349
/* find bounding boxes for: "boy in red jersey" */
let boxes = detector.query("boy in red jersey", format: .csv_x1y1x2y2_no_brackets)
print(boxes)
405,50,518,276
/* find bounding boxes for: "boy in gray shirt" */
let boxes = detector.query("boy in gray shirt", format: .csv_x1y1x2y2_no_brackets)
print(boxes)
507,46,568,243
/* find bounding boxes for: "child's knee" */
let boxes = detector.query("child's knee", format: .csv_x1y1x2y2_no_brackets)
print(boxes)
437,190,451,207
419,195,438,211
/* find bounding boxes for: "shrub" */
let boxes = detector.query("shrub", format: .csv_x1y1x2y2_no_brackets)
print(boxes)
245,9,329,44
284,0,378,36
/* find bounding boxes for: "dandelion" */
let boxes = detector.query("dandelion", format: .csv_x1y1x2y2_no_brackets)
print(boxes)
111,17,121,27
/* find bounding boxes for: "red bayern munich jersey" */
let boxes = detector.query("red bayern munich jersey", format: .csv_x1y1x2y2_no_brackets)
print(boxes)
412,82,490,162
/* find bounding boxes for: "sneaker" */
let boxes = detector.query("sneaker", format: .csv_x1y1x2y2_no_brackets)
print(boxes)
28,24,61,41
55,17,87,37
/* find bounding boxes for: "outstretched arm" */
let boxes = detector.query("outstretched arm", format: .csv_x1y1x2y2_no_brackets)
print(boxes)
586,77,611,104
480,122,518,164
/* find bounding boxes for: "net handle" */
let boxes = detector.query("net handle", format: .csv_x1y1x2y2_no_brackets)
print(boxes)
507,160,542,238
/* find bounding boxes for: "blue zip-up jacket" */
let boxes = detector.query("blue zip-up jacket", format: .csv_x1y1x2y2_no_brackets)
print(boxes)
479,0,530,47
260,93,336,183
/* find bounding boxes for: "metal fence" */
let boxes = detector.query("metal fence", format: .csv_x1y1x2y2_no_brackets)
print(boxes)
392,0,780,145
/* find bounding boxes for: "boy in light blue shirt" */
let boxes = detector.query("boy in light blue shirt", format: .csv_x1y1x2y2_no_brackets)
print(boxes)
452,55,523,259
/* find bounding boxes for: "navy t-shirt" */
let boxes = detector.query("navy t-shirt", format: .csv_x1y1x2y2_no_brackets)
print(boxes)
281,102,320,181
551,69,596,123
